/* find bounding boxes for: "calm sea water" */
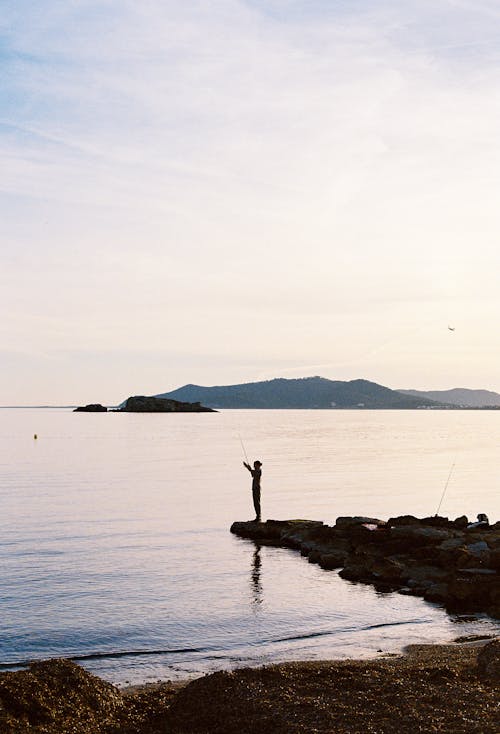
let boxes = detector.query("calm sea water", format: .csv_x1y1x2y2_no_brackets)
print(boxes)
1,408,499,685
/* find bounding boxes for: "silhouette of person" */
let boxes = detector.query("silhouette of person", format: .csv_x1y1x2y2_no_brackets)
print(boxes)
243,460,262,522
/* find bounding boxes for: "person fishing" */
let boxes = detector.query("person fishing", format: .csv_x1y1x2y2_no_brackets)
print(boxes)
243,460,262,522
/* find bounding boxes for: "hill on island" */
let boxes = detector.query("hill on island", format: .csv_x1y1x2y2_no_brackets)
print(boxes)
398,387,500,408
157,377,445,409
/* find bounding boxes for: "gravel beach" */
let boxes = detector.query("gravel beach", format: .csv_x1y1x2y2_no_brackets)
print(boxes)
0,640,498,733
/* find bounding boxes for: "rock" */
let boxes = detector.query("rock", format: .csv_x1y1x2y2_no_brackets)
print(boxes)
370,557,406,581
390,526,452,544
454,549,485,569
420,515,451,527
465,541,491,564
318,551,346,570
73,404,107,412
436,538,465,566
406,565,450,584
489,549,500,570
335,517,388,543
301,541,326,557
477,639,500,680
437,538,464,551
424,583,450,603
336,516,385,529
447,572,498,611
230,520,323,544
387,515,421,526
119,395,215,412
339,562,372,583
453,541,491,569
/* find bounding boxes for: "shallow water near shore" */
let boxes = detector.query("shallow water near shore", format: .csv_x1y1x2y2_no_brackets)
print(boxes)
1,408,499,685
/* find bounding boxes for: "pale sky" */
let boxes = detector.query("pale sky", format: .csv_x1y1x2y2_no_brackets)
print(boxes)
2,0,500,404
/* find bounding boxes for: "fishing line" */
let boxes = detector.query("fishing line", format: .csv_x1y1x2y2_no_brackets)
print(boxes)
435,460,455,516
238,432,249,464
219,407,250,464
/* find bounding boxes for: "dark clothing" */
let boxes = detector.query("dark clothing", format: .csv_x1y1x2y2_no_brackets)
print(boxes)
250,467,261,491
244,463,262,521
252,486,261,520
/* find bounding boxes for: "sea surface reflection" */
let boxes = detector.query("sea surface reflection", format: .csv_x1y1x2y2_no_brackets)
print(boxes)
0,408,498,684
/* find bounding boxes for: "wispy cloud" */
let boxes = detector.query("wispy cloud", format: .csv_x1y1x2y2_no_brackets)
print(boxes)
1,1,500,401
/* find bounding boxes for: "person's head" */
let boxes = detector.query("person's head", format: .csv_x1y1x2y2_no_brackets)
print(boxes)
254,460,262,468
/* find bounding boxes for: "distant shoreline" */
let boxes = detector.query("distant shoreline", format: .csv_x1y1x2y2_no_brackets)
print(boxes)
0,405,79,409
2,405,500,410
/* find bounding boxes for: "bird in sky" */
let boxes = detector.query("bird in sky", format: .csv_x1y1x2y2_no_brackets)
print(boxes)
448,326,455,331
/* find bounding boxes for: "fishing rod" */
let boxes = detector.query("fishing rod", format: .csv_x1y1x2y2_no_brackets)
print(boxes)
435,460,455,516
238,433,249,464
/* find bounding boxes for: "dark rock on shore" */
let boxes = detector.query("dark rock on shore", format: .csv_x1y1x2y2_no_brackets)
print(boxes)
73,404,108,412
118,396,215,413
230,515,500,618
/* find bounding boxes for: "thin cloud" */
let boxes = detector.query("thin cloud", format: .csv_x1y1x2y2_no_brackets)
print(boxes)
1,1,500,401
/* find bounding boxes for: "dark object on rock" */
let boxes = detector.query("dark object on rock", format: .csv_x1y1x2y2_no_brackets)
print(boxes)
231,516,500,619
477,638,500,680
73,404,107,412
468,513,490,529
118,395,215,413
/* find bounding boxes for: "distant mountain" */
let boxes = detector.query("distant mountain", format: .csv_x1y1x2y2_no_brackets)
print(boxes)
398,387,500,408
157,377,444,409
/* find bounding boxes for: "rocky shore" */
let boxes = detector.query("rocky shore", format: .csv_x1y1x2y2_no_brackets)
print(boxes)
231,515,500,618
0,642,498,733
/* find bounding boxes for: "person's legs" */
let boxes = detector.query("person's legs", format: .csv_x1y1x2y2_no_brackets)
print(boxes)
252,487,261,521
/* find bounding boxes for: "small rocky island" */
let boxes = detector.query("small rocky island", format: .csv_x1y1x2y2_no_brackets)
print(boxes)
118,396,215,412
73,403,108,412
231,515,500,618
74,396,215,413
